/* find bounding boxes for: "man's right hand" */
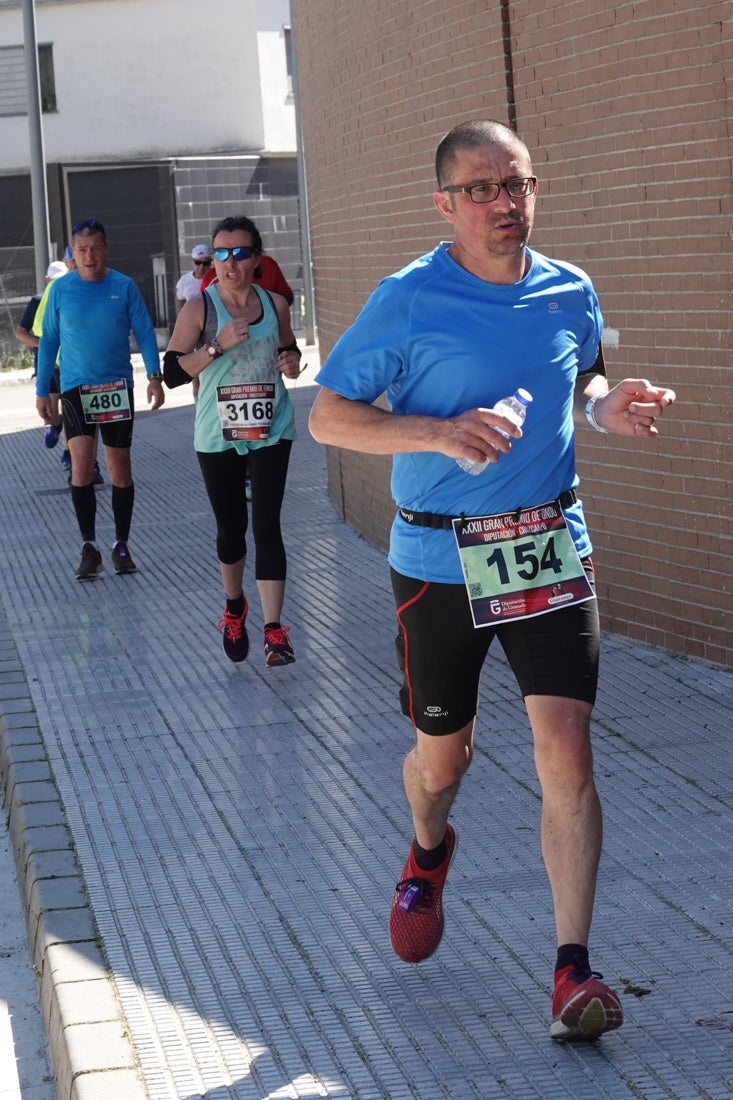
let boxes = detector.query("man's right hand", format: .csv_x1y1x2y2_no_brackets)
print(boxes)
447,406,520,466
36,396,54,424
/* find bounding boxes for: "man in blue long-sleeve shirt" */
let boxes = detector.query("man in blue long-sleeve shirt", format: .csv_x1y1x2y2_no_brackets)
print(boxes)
36,219,165,579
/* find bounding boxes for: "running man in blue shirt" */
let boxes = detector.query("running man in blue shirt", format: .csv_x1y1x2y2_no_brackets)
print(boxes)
36,219,164,580
310,120,676,1041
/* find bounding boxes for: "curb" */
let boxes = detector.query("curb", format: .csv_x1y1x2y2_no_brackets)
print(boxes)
0,623,146,1100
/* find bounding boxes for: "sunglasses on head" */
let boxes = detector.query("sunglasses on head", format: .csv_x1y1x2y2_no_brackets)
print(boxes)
212,246,255,262
72,218,107,239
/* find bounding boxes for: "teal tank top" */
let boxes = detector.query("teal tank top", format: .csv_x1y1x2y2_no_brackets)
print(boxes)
193,283,296,454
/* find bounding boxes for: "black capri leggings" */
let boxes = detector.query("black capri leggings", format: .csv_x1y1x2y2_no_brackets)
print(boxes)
197,441,292,578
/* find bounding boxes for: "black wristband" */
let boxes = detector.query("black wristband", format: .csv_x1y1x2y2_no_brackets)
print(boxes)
277,340,301,356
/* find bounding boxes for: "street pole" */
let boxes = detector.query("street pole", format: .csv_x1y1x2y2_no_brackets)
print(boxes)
289,1,315,345
22,0,50,290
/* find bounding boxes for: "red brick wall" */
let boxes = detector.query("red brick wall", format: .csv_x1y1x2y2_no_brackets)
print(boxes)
293,0,733,669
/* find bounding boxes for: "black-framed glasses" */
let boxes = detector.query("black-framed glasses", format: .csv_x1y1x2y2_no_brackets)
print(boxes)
72,218,107,238
441,177,537,204
193,259,212,267
212,246,255,262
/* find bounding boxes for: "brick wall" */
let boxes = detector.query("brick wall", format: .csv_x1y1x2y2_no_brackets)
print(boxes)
293,0,732,669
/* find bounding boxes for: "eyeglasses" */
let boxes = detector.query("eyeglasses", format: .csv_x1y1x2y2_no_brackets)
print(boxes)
212,246,255,262
72,218,107,238
440,177,537,204
193,259,211,267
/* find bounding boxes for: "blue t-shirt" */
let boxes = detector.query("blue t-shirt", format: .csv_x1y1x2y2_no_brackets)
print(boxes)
315,243,603,584
36,269,160,397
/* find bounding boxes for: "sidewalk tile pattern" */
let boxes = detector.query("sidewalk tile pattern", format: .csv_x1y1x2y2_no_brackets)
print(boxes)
1,383,732,1099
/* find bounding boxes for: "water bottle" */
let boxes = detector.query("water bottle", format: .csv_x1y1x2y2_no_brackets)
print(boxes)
456,388,533,474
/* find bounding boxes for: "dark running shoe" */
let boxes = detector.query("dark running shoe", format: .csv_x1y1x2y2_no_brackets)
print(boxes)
75,543,104,581
45,421,62,448
60,449,72,471
550,965,623,1041
263,624,295,667
218,600,249,662
93,462,104,485
389,824,457,963
111,542,137,575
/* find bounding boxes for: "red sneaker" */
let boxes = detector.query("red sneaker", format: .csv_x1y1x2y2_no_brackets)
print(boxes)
550,965,623,1040
218,599,249,663
263,624,295,667
389,825,457,963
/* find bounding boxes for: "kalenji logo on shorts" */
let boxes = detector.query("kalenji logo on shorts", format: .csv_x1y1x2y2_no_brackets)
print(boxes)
426,704,449,718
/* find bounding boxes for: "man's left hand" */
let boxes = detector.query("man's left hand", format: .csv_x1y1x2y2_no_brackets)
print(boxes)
147,378,165,410
592,378,676,437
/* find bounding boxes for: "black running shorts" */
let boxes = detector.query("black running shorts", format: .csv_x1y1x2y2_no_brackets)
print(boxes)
61,383,135,448
391,559,599,736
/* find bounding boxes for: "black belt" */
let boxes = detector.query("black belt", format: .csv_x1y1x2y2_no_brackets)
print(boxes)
398,489,577,531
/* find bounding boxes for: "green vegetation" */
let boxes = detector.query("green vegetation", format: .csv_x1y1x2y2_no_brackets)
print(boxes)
0,347,34,372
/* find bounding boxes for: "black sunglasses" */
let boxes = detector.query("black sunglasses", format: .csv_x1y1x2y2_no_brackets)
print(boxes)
193,259,212,267
72,218,107,239
212,246,255,262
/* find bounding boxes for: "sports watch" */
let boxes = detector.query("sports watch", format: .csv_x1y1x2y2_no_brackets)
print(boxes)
205,339,224,359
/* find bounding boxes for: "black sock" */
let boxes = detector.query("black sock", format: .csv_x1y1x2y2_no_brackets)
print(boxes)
264,621,281,631
70,482,96,543
111,482,135,544
226,594,245,617
413,833,448,872
555,944,590,974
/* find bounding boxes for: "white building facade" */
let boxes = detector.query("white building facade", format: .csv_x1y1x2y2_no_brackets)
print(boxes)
0,0,300,339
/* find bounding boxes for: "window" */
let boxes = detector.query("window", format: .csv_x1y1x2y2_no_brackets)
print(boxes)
38,45,56,113
283,26,293,98
0,43,57,117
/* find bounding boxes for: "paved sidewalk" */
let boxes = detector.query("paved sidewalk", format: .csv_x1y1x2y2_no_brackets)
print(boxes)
0,366,732,1099
0,809,55,1100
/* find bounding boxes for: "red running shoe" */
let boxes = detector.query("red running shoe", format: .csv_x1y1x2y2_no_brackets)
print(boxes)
218,600,249,663
263,624,295,667
389,825,457,963
550,965,623,1040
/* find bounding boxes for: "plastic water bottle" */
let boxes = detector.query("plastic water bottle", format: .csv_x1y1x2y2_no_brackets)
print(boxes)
456,388,533,474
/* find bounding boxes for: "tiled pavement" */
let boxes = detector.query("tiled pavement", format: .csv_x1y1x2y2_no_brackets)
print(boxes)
0,363,732,1099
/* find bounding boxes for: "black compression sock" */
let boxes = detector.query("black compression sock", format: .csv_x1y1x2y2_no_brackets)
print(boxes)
413,833,448,872
70,482,96,543
226,594,245,617
111,482,135,544
555,944,590,974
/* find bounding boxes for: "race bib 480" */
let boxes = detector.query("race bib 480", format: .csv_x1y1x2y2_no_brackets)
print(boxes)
80,379,131,423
